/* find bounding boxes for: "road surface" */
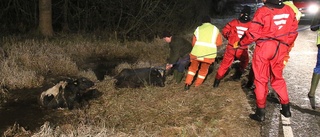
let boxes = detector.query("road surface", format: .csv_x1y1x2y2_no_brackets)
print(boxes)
263,24,320,137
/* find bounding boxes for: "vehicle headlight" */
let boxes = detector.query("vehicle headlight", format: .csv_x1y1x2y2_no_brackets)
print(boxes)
307,4,319,14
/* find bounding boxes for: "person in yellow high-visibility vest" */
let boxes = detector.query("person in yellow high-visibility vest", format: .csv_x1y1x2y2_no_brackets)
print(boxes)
308,9,320,109
184,16,223,90
283,0,302,65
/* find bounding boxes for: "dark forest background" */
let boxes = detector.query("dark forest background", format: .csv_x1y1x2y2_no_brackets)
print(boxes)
0,0,237,41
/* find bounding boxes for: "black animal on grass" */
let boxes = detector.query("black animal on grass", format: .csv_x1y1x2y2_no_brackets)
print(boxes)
115,67,166,88
39,77,101,109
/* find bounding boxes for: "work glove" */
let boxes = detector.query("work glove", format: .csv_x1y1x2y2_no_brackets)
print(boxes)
283,60,287,66
233,41,240,48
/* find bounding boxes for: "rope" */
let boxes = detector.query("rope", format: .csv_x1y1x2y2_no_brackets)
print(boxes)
167,23,320,67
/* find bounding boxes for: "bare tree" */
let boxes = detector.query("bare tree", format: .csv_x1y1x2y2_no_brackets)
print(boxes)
39,0,53,37
62,0,70,32
0,0,213,40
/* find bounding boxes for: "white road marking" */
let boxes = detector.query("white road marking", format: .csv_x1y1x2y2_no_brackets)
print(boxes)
281,114,294,137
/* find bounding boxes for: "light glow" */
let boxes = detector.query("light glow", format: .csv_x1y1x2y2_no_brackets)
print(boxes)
307,4,319,14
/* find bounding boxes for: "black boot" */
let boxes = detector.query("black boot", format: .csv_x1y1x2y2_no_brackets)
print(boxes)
232,70,243,81
184,84,190,91
280,104,291,117
249,108,265,122
213,79,220,88
245,80,254,89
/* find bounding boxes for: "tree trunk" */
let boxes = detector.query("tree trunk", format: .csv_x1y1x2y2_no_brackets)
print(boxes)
62,0,70,32
39,0,53,37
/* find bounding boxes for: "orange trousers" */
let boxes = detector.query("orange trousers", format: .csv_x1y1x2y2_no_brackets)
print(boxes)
185,60,211,87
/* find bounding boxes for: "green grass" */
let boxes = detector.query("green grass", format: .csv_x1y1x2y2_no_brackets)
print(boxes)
1,34,260,137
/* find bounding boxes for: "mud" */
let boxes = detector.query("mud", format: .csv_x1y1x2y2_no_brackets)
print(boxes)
0,56,135,134
0,88,64,133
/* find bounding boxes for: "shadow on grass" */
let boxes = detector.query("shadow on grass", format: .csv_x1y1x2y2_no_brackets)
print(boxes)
79,55,138,81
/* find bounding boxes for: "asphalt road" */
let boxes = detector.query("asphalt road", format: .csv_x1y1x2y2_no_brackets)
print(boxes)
262,24,320,137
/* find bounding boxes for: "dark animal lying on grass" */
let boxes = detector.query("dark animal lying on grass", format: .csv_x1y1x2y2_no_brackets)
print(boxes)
114,67,166,88
39,77,102,109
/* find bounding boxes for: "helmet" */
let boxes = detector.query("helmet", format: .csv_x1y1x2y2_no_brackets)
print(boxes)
201,15,211,23
265,0,284,8
239,6,251,23
241,5,251,16
239,13,251,23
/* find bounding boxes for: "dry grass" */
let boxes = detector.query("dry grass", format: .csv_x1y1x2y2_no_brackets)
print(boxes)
0,34,260,137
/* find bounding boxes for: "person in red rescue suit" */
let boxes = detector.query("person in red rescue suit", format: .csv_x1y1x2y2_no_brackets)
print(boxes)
236,0,298,122
245,0,302,89
184,16,223,90
213,6,252,88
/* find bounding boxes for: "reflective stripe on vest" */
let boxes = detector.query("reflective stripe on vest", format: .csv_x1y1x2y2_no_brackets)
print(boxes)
191,23,219,59
284,1,301,21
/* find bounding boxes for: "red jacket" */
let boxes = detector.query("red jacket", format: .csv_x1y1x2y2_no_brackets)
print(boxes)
223,19,251,49
239,4,298,47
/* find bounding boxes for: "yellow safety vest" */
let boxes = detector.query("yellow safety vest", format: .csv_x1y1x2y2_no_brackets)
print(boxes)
284,1,302,21
191,23,219,59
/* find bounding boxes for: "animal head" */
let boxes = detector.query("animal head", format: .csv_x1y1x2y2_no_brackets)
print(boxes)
63,77,95,103
74,77,95,91
150,68,166,87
